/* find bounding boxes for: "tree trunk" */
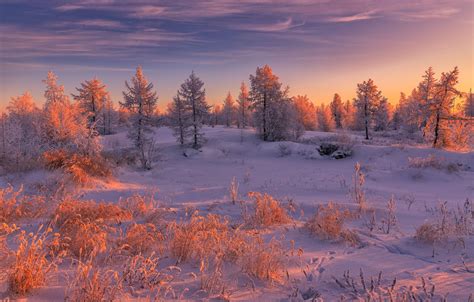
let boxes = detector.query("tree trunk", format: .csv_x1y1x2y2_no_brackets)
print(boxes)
263,92,267,141
364,102,369,140
192,96,198,149
433,109,440,147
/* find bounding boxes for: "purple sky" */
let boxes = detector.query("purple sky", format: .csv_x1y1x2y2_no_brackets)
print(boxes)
0,0,472,109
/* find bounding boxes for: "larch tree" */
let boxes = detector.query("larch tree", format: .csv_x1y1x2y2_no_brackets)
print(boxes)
42,71,94,153
373,96,390,131
415,67,437,136
330,93,344,129
464,89,474,117
353,79,385,139
168,93,190,146
250,65,300,141
237,82,251,128
5,92,42,170
121,66,158,169
429,67,460,148
342,100,355,130
222,92,235,127
178,71,210,149
72,78,109,134
317,103,335,132
293,95,316,130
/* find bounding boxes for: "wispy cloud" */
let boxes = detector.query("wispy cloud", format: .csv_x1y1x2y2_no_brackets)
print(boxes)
396,7,460,21
328,10,379,23
234,17,305,32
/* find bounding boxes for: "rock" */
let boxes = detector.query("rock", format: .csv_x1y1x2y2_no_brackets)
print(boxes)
318,143,339,156
331,149,352,159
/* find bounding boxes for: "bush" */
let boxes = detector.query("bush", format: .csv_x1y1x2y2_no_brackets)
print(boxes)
0,185,46,223
306,202,359,245
247,192,291,227
43,149,112,186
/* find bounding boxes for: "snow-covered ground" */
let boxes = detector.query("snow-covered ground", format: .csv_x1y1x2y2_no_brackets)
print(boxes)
1,126,473,301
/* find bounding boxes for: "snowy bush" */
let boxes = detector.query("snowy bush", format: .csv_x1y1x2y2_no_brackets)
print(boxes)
246,192,291,227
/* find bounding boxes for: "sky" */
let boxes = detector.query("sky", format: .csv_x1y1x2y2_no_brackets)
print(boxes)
0,0,472,110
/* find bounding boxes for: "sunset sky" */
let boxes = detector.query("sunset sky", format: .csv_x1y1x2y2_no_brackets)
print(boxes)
0,0,472,109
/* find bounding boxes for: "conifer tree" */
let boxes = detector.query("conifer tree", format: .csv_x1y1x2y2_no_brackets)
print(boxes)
237,82,251,128
121,66,158,169
353,79,385,139
222,92,235,127
178,71,210,149
330,93,344,129
73,77,110,134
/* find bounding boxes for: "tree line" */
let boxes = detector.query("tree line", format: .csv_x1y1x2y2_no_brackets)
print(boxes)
0,65,472,172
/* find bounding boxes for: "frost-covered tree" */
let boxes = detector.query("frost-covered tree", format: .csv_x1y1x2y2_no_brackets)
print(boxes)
211,104,222,127
330,93,344,129
249,65,300,141
317,103,335,132
168,93,190,145
237,82,251,128
72,78,110,134
222,92,235,127
101,95,116,135
178,71,210,149
353,79,385,139
464,89,474,117
293,95,316,130
3,92,42,170
121,66,158,169
428,67,460,148
416,67,437,136
373,97,390,131
342,100,355,130
42,71,96,154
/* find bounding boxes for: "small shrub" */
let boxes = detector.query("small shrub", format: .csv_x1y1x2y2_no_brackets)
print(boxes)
43,149,112,186
239,235,287,284
352,162,366,213
247,192,291,227
65,261,122,302
8,226,59,296
306,202,359,245
229,177,239,205
0,185,46,223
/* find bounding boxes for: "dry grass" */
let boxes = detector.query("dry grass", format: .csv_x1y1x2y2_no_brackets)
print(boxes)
8,226,60,296
122,253,177,297
65,260,122,302
352,162,367,213
169,213,229,264
415,200,473,245
408,154,459,173
0,185,47,223
52,199,132,258
247,192,291,227
116,223,164,256
239,235,287,284
306,202,359,245
43,149,112,186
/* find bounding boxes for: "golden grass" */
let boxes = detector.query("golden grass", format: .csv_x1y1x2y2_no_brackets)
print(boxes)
116,223,164,256
247,192,291,227
52,199,132,258
306,202,359,245
0,185,46,223
65,260,122,302
8,226,59,296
